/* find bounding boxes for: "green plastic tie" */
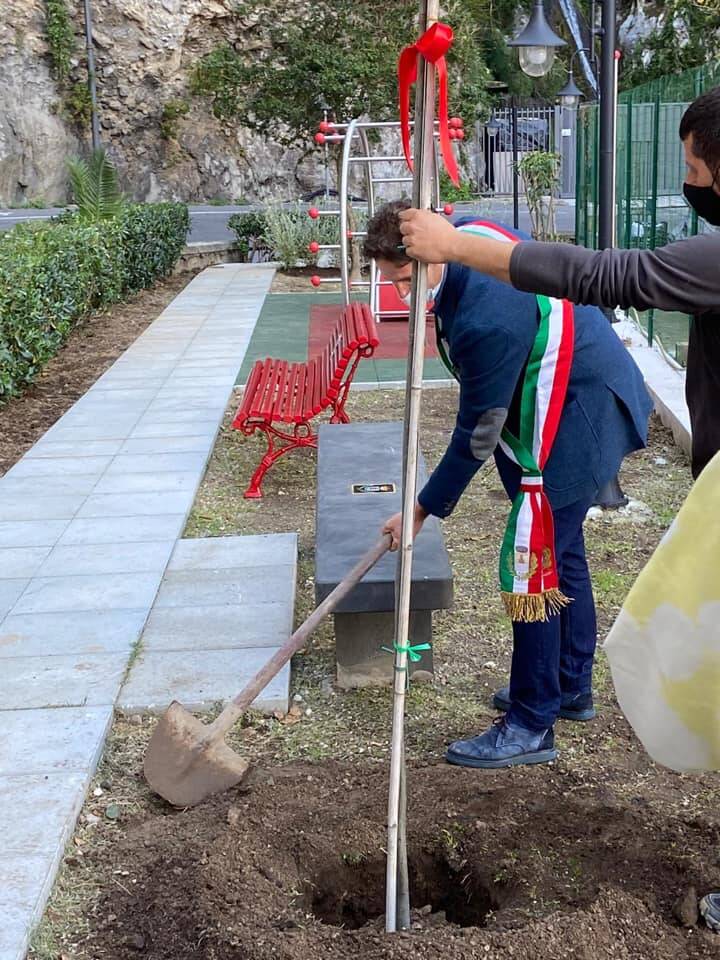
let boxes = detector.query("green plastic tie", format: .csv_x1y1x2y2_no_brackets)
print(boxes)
381,641,432,663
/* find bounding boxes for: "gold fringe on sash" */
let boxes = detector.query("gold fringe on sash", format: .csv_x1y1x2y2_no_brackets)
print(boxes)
501,589,572,623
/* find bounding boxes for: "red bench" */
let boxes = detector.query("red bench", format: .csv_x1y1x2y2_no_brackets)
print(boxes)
232,301,379,498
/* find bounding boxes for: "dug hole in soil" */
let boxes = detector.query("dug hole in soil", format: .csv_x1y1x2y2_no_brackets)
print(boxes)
86,759,718,960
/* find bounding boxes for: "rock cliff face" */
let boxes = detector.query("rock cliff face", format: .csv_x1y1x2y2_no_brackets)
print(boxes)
0,1,80,204
0,0,323,204
0,0,665,207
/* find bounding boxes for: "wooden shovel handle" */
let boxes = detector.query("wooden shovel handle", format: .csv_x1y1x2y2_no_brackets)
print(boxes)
206,534,392,741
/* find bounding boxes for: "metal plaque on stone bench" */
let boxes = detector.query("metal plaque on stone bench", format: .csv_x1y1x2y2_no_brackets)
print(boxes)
315,421,453,688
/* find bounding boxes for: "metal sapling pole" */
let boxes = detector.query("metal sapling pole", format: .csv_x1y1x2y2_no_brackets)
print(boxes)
385,0,439,933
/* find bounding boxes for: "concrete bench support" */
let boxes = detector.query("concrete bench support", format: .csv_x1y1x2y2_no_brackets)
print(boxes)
315,421,453,688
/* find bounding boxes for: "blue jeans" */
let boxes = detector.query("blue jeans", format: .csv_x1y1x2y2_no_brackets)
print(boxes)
495,451,598,731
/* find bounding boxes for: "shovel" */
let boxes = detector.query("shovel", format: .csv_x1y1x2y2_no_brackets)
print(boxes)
144,534,391,807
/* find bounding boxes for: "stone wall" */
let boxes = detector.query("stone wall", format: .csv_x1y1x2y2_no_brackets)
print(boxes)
0,0,325,205
0,0,659,207
0,1,80,204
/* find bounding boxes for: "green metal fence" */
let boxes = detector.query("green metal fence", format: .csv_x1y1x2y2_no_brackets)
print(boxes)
576,62,720,364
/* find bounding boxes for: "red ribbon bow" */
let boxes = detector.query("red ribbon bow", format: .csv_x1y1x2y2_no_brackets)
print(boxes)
398,22,459,187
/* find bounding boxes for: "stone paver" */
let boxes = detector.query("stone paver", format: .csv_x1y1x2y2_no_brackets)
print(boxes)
0,581,30,620
0,264,279,960
0,609,148,657
0,705,113,776
119,533,297,715
0,709,111,960
0,547,51,580
0,654,129,709
141,602,291,651
36,541,175,578
118,646,290,715
57,515,186,546
0,520,69,549
0,474,101,497
151,565,294,608
76,489,197,518
13,572,164,615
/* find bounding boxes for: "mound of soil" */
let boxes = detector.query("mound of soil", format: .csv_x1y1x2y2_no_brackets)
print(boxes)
81,760,717,960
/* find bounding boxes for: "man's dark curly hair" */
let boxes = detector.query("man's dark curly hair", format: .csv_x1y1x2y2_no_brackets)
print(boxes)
680,86,720,178
363,199,411,265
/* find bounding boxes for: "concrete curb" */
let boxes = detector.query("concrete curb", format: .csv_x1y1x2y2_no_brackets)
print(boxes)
614,318,691,457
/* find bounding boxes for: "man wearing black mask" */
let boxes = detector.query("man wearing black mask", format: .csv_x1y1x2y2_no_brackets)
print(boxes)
396,84,720,932
397,85,720,484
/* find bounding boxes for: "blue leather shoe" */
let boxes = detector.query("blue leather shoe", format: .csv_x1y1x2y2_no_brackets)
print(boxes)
445,717,558,769
700,892,720,932
493,686,596,722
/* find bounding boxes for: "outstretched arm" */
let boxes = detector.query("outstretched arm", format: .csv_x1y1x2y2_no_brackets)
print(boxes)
399,208,720,315
399,208,513,284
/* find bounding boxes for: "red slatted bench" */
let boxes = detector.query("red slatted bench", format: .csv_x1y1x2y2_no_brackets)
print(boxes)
232,301,380,498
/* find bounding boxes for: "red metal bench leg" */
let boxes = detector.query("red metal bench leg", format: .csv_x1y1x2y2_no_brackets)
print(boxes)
243,422,317,498
329,406,351,425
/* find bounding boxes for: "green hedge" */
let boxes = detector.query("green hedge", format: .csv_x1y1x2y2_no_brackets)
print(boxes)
0,202,189,403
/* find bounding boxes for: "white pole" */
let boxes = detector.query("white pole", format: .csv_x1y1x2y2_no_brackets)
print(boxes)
385,0,439,934
610,49,620,247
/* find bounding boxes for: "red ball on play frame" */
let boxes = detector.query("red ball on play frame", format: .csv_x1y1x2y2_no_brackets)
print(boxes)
310,275,322,287
443,204,454,216
314,132,326,145
308,208,320,219
448,128,458,140
308,241,320,254
318,120,332,133
449,116,463,128
456,128,465,140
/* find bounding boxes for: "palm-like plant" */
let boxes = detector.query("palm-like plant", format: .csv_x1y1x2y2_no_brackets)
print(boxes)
67,148,125,222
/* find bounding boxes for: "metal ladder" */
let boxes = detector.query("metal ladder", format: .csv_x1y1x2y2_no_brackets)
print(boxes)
307,117,464,320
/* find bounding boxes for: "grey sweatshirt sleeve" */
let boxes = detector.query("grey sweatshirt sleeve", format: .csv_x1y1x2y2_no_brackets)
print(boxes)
509,231,720,315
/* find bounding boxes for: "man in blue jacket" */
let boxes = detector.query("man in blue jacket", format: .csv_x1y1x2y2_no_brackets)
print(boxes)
365,200,653,769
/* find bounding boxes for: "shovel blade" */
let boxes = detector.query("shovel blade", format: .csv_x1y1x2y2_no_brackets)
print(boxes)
143,701,249,807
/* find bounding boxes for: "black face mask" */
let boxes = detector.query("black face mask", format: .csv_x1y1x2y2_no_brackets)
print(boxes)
683,182,720,226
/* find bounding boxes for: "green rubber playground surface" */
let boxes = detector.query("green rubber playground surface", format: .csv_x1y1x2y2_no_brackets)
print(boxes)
236,292,449,386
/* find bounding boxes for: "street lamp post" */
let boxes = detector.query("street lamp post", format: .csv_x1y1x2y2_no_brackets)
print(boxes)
511,95,520,230
597,0,616,251
82,0,101,151
556,49,589,109
556,52,586,199
316,95,331,201
507,0,567,78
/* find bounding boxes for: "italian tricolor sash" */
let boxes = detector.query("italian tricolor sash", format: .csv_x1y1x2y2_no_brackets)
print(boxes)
446,221,576,622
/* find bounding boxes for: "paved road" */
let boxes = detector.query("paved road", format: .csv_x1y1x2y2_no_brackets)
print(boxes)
0,199,577,243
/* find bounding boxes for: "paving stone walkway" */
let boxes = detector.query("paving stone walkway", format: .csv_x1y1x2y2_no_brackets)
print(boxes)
0,263,292,960
119,533,296,715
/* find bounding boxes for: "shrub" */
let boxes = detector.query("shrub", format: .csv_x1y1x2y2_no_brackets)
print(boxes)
228,204,364,269
0,202,189,403
263,204,318,270
45,0,76,81
228,210,270,262
160,99,191,140
517,151,561,240
439,169,474,204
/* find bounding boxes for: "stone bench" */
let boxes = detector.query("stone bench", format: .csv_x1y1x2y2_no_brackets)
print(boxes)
315,421,453,688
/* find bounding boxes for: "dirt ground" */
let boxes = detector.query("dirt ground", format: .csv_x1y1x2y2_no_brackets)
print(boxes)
29,387,720,960
269,265,343,293
0,271,197,478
